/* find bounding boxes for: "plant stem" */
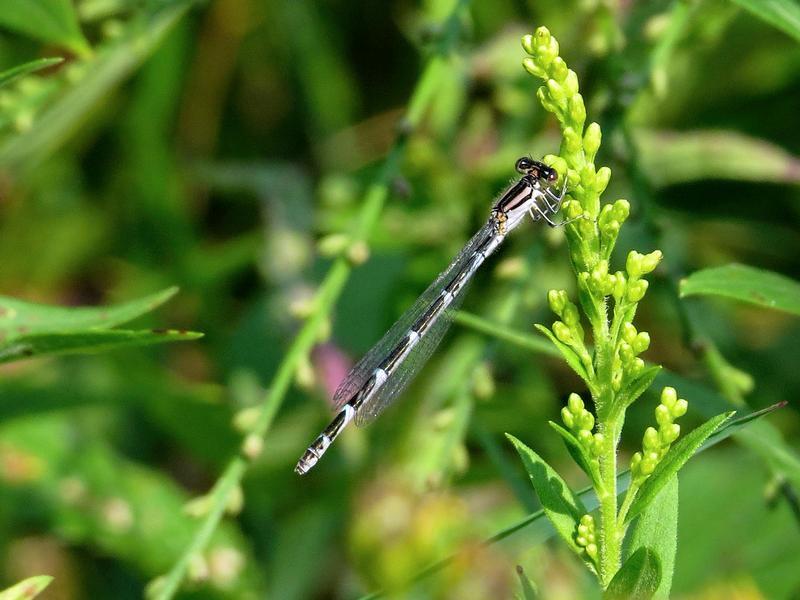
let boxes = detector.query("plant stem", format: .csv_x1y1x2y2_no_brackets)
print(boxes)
597,417,620,586
149,3,472,598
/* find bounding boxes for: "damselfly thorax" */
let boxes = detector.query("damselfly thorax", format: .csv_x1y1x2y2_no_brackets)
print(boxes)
295,156,568,475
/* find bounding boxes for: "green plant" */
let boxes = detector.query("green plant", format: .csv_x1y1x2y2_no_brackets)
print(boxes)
509,26,733,597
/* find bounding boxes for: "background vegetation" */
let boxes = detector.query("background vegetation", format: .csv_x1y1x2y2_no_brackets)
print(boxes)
0,0,799,598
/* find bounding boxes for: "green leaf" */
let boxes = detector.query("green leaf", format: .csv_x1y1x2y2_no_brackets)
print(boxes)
680,264,800,316
0,0,91,56
515,565,538,599
625,477,678,600
0,329,202,363
636,129,800,187
615,365,661,415
0,0,196,174
0,287,178,342
0,575,53,600
604,547,661,600
626,412,733,523
534,324,591,384
729,0,800,43
548,421,600,485
506,434,587,557
0,57,63,89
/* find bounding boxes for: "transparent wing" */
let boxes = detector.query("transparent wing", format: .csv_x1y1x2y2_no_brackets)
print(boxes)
331,221,497,425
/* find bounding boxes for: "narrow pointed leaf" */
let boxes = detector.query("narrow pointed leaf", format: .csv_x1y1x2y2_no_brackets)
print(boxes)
506,434,586,556
626,412,733,523
515,565,538,599
0,329,202,364
625,477,678,600
0,57,63,89
615,366,661,415
729,0,800,43
605,547,661,600
0,575,53,600
548,421,600,485
680,263,800,316
0,286,178,342
534,324,590,383
0,0,90,55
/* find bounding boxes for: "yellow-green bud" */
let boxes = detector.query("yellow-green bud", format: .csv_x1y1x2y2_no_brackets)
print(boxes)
640,250,663,274
594,166,611,194
568,393,584,413
627,251,645,278
660,386,677,409
561,406,575,429
622,322,637,343
553,321,572,343
568,94,586,126
578,411,595,431
592,433,604,456
613,199,630,222
535,26,551,47
626,279,649,302
586,543,598,559
548,289,567,315
583,122,602,158
547,79,565,101
563,69,579,96
550,57,568,82
643,427,660,451
655,404,671,426
317,233,350,257
631,357,645,375
537,86,557,113
633,332,650,354
660,423,680,444
522,57,546,78
563,303,580,327
563,127,582,154
673,399,688,418
619,342,634,363
521,34,536,55
613,271,627,300
563,199,582,219
578,429,593,445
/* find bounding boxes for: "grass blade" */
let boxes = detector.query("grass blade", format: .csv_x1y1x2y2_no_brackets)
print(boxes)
0,57,63,89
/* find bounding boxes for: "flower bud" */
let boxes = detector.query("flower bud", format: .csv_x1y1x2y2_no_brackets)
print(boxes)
622,322,637,343
521,34,536,55
568,94,586,126
549,56,568,82
673,398,688,418
631,357,645,375
522,57,546,78
633,331,650,354
640,250,663,274
578,429,593,445
626,251,644,278
592,433,604,456
626,279,649,302
643,427,659,451
583,122,602,158
562,303,580,327
563,127,582,154
536,86,557,113
578,411,595,431
613,199,630,222
580,163,596,188
547,79,565,101
563,69,579,96
594,167,611,194
660,423,680,444
568,392,584,413
660,387,677,409
655,404,671,426
553,321,572,343
612,272,627,300
561,406,575,429
535,26,551,47
619,342,634,363
548,289,567,315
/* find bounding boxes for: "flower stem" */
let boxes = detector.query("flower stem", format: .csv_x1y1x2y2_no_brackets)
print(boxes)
597,416,620,586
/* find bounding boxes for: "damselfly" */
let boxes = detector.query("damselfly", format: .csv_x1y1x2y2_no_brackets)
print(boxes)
295,157,568,475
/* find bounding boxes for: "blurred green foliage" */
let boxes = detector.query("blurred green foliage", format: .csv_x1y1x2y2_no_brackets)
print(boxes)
0,0,799,598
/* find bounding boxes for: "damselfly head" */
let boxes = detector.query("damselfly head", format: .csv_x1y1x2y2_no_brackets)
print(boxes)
515,156,559,184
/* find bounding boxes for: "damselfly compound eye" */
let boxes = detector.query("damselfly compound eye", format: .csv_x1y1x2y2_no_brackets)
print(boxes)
546,168,558,183
515,156,535,174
